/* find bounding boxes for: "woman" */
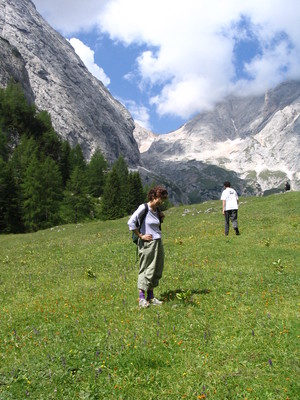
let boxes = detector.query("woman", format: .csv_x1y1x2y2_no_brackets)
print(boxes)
128,185,168,308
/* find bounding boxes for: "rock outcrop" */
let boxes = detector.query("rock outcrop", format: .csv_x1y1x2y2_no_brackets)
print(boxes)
135,81,300,202
0,0,140,165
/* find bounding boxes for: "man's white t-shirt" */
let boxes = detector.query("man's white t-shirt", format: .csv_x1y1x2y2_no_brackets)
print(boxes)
221,187,239,210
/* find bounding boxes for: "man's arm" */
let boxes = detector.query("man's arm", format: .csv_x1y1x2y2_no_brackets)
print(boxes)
222,200,226,214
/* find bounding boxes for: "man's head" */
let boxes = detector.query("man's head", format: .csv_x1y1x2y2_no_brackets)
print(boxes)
224,181,231,188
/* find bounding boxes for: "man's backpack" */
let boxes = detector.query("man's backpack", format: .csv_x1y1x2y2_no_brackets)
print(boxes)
132,203,149,245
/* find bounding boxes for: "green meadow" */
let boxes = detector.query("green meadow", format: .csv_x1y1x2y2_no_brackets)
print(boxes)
0,192,299,399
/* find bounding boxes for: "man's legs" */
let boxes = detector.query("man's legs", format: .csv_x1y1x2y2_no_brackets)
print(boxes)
230,210,239,235
225,210,239,235
224,211,230,235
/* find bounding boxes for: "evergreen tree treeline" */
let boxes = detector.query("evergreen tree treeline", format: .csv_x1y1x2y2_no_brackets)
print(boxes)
0,82,146,233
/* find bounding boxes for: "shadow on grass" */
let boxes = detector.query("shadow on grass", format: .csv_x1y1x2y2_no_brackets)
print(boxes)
160,288,211,302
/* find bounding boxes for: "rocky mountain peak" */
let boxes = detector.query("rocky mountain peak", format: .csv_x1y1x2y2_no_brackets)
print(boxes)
0,0,140,165
137,80,300,202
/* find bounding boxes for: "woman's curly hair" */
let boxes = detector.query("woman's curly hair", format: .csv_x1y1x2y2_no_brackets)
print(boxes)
147,185,168,201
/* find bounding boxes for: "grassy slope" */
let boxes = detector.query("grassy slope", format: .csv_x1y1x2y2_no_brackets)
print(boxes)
0,192,299,399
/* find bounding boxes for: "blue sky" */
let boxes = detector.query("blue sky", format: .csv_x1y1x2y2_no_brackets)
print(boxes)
33,0,300,134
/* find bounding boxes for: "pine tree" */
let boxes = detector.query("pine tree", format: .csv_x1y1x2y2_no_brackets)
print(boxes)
39,157,63,228
87,148,108,197
60,140,72,187
5,161,24,233
0,83,93,232
101,168,124,220
10,136,39,185
0,81,36,139
0,157,8,232
69,144,86,174
21,156,43,231
0,129,8,161
21,156,64,231
112,156,129,214
34,110,63,163
62,166,93,223
61,144,95,223
8,136,40,232
127,171,146,214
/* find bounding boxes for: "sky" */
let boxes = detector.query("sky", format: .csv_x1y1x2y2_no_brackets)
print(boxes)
32,0,300,134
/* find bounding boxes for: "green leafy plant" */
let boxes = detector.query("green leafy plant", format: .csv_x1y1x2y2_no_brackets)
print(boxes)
85,268,96,279
272,258,286,272
176,289,192,302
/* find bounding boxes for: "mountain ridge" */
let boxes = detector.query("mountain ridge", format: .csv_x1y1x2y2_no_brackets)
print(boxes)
0,0,299,204
0,0,140,166
134,80,300,202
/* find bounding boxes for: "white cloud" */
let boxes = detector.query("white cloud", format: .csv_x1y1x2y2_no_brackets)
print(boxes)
68,38,110,86
98,0,300,118
121,99,152,131
33,0,300,121
33,0,108,35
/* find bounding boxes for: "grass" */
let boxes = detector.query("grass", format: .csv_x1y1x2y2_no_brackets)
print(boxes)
0,191,299,399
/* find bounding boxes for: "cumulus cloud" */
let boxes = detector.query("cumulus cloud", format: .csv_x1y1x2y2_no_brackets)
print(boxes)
33,0,107,35
33,0,300,121
121,99,152,131
68,38,110,86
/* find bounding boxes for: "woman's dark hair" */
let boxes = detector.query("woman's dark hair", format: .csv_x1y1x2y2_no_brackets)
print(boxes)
147,185,168,201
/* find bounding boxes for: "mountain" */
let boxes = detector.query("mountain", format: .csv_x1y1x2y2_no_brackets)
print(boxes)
0,0,299,205
0,36,35,104
0,0,140,166
134,81,300,203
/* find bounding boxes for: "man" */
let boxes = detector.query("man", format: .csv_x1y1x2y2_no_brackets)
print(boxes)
221,181,240,236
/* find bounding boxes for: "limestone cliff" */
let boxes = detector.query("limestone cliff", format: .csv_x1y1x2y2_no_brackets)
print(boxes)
0,0,140,165
136,81,300,201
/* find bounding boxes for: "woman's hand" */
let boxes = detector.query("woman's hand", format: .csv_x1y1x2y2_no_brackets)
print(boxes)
141,234,153,241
